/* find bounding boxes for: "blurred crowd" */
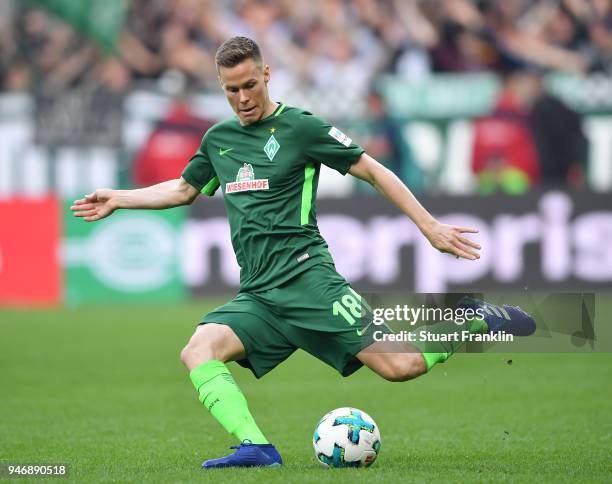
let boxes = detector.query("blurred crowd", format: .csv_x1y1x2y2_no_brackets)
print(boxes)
1,0,612,95
0,0,606,193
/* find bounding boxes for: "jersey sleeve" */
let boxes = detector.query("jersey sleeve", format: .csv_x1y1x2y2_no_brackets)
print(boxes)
300,112,365,175
181,133,220,196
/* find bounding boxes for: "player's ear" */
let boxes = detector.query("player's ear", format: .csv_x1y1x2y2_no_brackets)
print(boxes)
263,64,270,83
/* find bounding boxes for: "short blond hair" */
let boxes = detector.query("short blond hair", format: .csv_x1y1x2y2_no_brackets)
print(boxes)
215,36,263,69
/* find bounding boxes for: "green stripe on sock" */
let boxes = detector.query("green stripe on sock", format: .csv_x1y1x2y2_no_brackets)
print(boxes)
412,318,488,372
421,352,444,372
189,360,268,444
189,359,225,390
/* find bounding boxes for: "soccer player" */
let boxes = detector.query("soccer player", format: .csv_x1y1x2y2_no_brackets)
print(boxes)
71,37,535,469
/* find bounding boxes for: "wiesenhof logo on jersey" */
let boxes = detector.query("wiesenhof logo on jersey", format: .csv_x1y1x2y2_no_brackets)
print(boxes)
226,163,269,193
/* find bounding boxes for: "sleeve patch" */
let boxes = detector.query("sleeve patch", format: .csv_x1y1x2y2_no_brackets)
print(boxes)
328,126,352,147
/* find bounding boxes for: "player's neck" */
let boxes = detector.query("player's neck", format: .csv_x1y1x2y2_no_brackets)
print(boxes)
260,100,279,120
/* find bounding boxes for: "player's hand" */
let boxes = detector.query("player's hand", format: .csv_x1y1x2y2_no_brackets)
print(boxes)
70,189,118,222
423,221,481,260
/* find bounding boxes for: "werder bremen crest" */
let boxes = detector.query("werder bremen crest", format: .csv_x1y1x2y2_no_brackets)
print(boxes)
264,135,280,161
236,163,255,181
226,163,269,193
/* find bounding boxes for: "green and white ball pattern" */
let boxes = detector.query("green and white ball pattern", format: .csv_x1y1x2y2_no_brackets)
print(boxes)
313,407,381,468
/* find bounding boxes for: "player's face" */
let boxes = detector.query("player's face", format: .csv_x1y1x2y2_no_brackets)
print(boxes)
218,58,271,125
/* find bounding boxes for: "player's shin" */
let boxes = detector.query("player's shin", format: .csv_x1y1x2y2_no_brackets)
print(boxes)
189,360,269,444
409,318,487,372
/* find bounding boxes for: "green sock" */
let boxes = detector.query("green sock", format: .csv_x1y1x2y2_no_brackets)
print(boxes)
411,318,488,372
189,360,268,444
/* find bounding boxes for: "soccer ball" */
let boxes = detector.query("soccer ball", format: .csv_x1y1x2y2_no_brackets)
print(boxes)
313,407,381,468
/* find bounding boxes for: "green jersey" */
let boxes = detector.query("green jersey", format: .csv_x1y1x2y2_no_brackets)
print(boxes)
182,103,364,292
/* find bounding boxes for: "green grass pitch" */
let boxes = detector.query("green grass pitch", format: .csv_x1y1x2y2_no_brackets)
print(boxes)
1,301,611,483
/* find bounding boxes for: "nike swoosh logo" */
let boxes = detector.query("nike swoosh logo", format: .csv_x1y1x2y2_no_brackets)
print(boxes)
219,148,233,156
356,323,371,337
356,321,376,337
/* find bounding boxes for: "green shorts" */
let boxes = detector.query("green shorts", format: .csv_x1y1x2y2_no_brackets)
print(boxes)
200,263,372,378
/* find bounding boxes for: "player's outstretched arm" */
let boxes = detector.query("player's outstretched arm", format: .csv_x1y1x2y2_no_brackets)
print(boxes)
70,177,199,222
349,153,481,260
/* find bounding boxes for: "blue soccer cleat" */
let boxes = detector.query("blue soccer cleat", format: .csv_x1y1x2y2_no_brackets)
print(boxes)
202,440,283,469
458,297,536,336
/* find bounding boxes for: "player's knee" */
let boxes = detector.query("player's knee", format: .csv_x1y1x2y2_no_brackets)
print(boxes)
180,337,219,368
179,343,201,367
180,325,227,368
381,354,427,382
